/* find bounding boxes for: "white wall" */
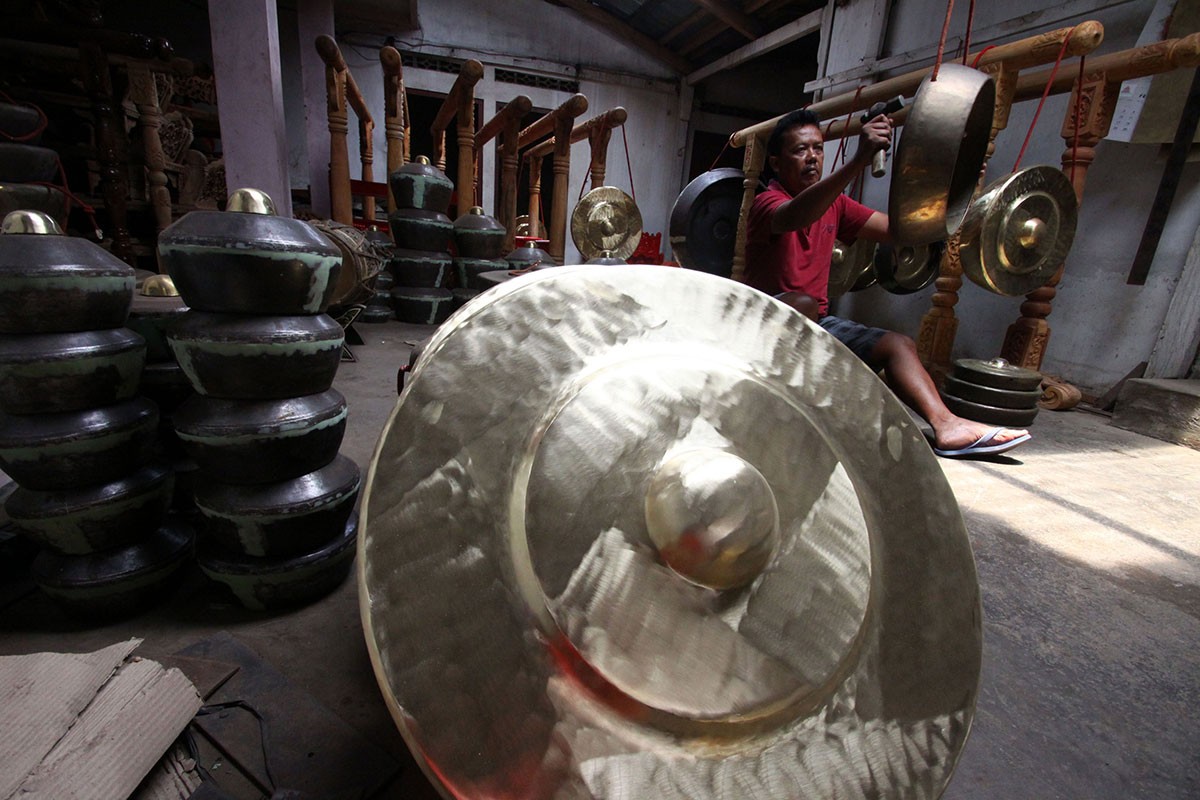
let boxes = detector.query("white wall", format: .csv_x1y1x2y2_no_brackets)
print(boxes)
282,0,686,264
823,0,1200,393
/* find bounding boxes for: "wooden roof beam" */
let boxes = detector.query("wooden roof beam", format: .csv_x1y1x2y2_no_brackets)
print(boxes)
678,0,779,56
555,0,694,74
692,0,764,40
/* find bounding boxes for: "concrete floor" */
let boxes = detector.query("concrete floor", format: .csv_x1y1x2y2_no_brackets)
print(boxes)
1,317,1197,799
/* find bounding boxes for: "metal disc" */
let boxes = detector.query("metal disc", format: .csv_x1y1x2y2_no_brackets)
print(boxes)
889,64,995,246
953,357,1043,391
874,240,943,295
828,237,877,297
959,165,1077,296
570,186,643,260
941,392,1039,427
668,168,744,278
942,375,1041,409
360,265,981,798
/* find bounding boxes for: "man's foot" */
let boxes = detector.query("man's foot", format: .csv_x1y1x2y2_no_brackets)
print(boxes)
930,417,1030,458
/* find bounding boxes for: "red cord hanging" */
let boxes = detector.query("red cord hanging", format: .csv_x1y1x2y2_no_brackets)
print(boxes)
960,0,977,66
1011,25,1079,173
833,86,865,169
707,134,733,172
931,0,957,81
0,91,48,143
972,45,998,69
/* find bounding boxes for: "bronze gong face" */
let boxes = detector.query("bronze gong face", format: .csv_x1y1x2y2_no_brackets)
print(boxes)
359,265,981,799
571,187,643,260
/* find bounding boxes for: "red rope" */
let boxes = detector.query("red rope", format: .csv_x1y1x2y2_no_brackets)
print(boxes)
931,0,957,82
708,134,733,172
1069,55,1087,186
0,91,48,143
620,124,636,204
833,86,865,168
972,45,998,69
1012,25,1079,173
960,0,976,66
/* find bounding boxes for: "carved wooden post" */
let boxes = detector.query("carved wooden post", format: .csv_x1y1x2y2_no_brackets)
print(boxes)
358,116,376,224
517,94,588,260
917,65,1018,379
527,159,544,239
476,95,532,250
381,46,406,214
548,114,573,262
1000,73,1116,369
430,59,483,201
316,35,351,224
587,122,613,189
126,61,173,237
730,135,764,283
79,42,134,263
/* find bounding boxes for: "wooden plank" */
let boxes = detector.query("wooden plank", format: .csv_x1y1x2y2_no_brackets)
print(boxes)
687,9,822,85
1147,211,1200,378
555,0,694,74
691,0,764,40
1128,67,1200,285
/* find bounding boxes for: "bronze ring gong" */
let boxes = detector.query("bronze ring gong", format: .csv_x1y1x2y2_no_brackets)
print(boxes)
359,265,981,799
828,237,877,297
570,186,642,261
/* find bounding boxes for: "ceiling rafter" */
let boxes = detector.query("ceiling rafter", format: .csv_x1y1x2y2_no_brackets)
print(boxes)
554,0,695,74
691,0,764,40
679,0,789,58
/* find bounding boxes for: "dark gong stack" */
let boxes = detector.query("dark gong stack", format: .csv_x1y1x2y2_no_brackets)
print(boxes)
0,210,189,619
159,188,362,611
451,206,508,308
385,156,457,325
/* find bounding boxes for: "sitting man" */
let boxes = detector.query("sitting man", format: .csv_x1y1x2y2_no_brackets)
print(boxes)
745,108,1029,458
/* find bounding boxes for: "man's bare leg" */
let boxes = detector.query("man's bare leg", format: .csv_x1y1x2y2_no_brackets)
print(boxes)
869,333,1028,451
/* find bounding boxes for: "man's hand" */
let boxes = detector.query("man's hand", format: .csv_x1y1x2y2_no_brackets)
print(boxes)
858,114,893,161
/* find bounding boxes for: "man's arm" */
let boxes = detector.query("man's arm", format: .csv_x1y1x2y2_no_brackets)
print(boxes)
771,116,892,234
857,211,892,243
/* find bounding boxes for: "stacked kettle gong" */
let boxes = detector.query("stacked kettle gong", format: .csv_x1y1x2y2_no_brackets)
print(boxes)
386,156,458,325
159,189,361,611
0,210,188,619
451,206,508,306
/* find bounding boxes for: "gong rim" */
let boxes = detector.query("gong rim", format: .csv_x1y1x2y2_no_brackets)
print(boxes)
874,241,944,295
359,265,981,798
889,64,995,246
668,167,744,278
570,187,643,260
828,237,877,297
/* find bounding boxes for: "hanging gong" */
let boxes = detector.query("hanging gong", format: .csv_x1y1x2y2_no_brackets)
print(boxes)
570,186,642,261
359,265,981,799
827,237,877,297
874,240,944,295
668,168,744,278
958,165,1077,296
889,64,995,246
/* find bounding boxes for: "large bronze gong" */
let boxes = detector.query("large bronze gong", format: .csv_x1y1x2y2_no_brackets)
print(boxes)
359,266,981,799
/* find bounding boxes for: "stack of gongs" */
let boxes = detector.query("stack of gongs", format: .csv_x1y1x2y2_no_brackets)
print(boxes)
0,101,68,229
452,206,508,305
386,156,457,325
942,357,1042,427
0,211,188,619
159,188,361,611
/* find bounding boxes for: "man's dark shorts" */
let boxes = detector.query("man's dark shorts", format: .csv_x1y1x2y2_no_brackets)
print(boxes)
817,314,887,363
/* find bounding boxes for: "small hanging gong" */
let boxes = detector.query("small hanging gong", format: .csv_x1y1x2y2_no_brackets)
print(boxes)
570,186,642,261
874,240,944,295
359,265,982,799
958,165,1077,296
827,237,877,297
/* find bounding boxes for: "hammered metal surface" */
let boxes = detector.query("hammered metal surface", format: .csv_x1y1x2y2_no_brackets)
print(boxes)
570,187,643,260
958,166,1077,297
359,265,981,799
827,238,876,297
889,64,994,246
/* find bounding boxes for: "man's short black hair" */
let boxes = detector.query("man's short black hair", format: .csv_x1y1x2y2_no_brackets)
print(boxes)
766,108,821,156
